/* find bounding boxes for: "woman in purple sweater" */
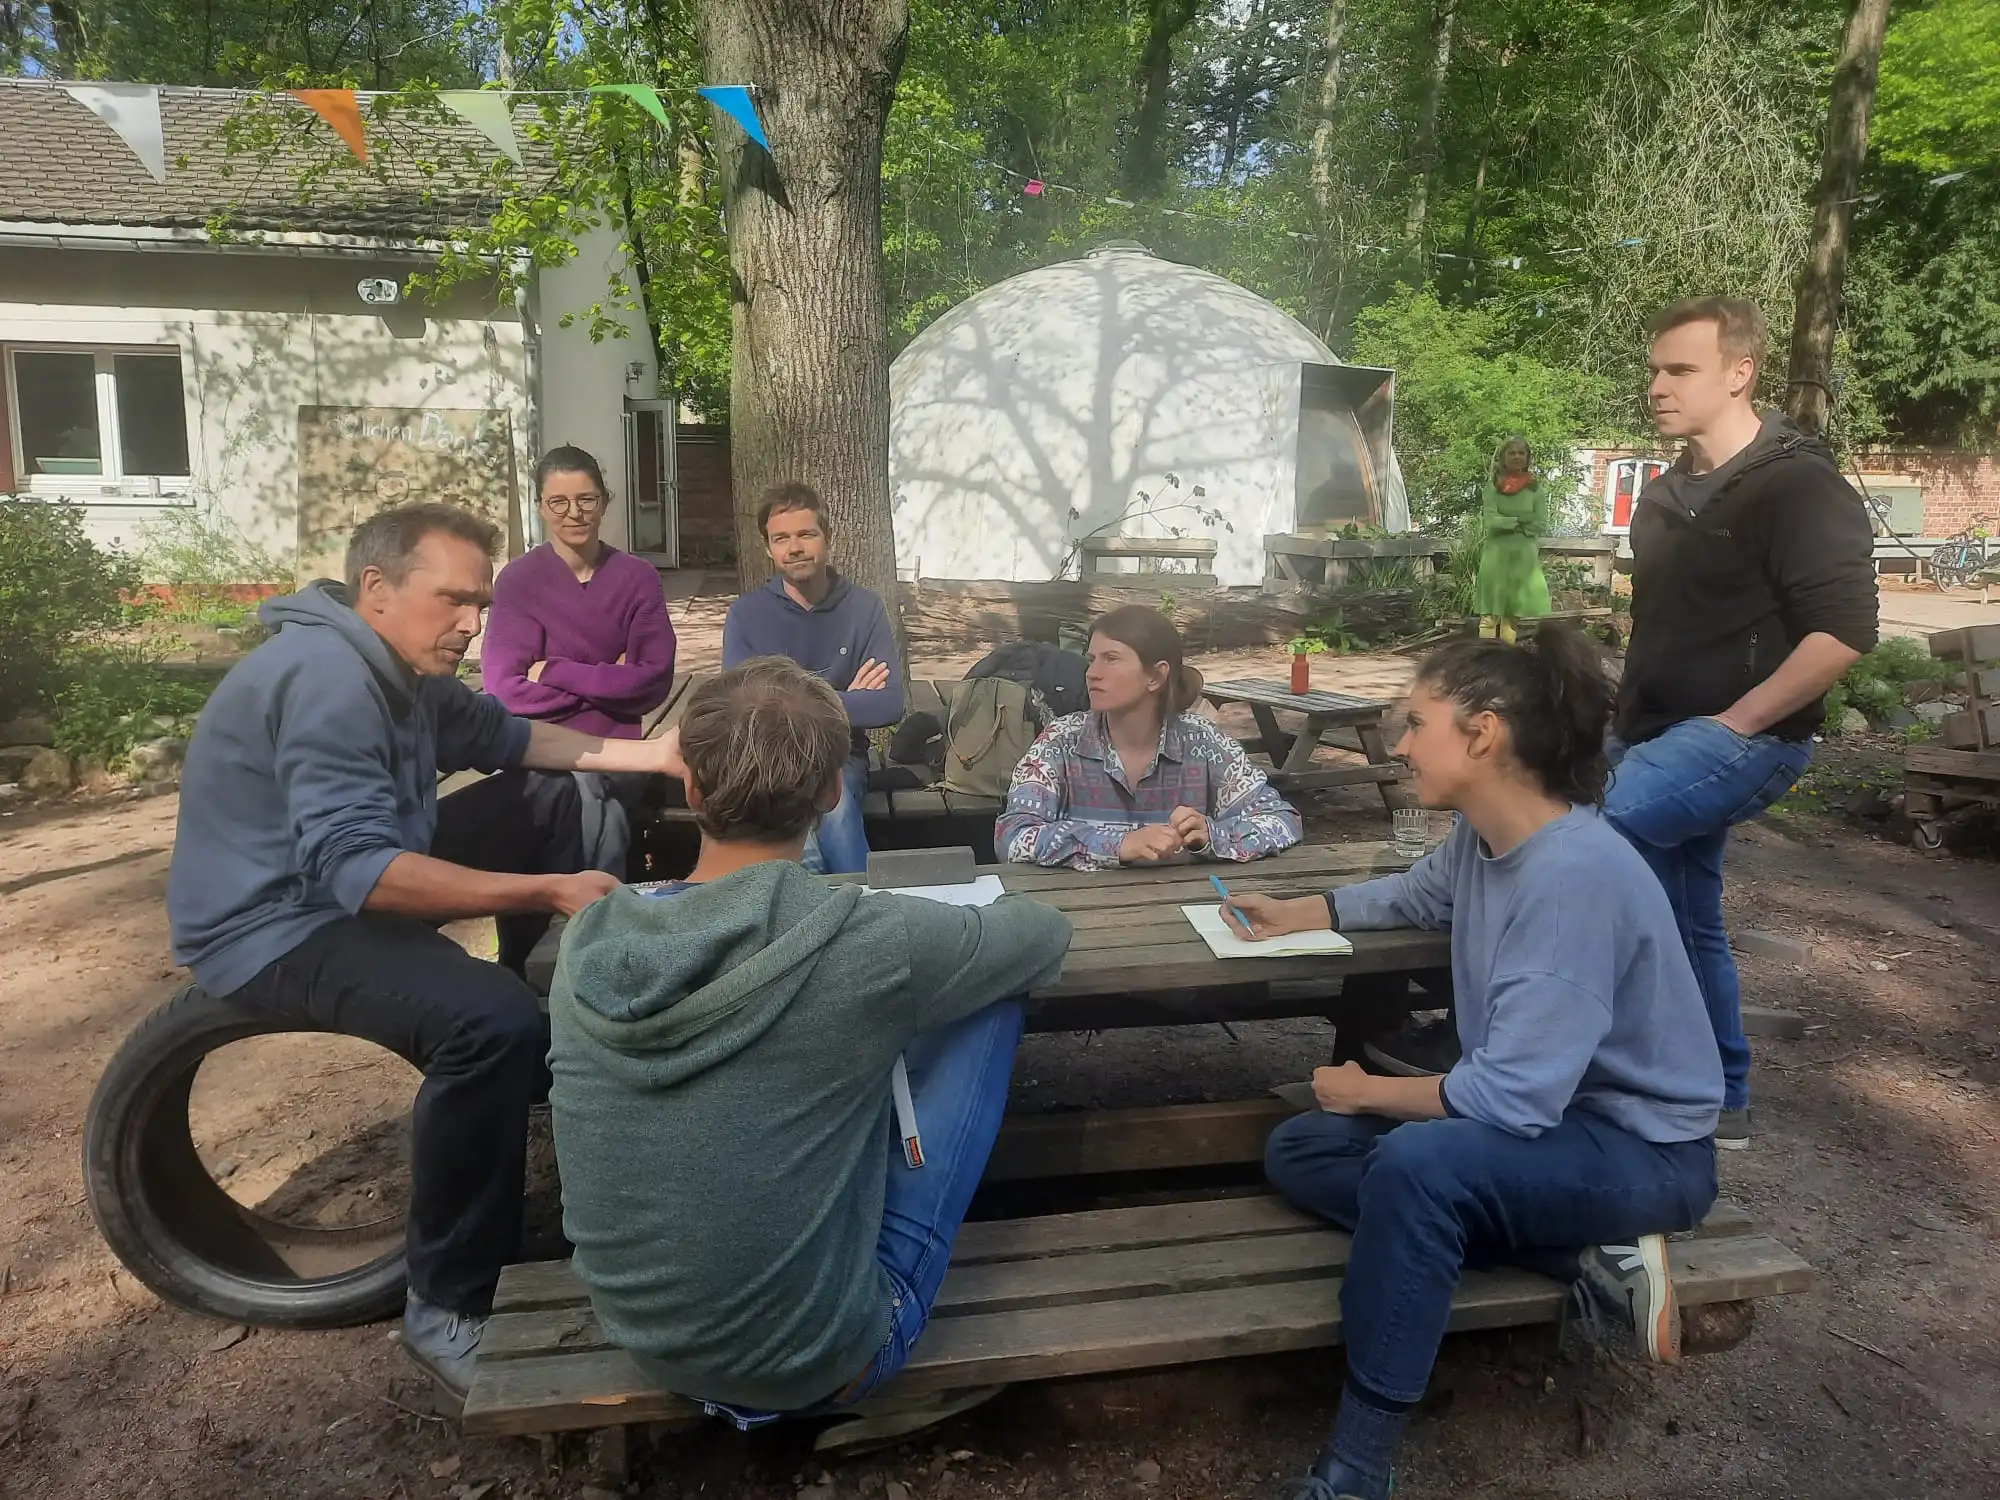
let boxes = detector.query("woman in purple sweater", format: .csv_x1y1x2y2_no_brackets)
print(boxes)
485,446,677,737
483,446,677,870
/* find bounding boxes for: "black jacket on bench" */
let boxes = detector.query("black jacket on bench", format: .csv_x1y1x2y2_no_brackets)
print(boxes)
1618,412,1879,746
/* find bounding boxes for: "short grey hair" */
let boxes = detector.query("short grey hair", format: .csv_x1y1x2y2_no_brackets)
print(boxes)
345,503,501,591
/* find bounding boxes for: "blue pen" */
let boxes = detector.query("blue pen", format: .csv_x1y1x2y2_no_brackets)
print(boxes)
1209,873,1250,934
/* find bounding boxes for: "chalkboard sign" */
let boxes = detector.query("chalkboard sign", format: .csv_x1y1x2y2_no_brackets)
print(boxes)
294,405,520,586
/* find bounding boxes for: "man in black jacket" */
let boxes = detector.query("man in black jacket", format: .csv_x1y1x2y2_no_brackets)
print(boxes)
1605,296,1878,1149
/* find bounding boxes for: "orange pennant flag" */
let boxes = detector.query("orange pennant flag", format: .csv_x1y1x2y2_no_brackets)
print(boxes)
291,89,368,163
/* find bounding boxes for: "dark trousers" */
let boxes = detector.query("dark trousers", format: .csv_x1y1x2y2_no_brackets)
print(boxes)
1265,1109,1717,1404
218,769,586,1314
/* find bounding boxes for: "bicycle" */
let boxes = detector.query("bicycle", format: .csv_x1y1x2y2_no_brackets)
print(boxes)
1927,518,2000,593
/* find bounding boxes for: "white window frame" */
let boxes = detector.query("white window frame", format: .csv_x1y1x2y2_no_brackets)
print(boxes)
1602,456,1671,535
6,343,194,502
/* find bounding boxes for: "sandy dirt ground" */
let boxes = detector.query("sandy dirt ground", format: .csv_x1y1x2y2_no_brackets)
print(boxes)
3,640,1999,1500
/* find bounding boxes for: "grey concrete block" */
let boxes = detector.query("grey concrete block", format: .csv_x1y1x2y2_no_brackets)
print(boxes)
1733,930,1811,965
866,846,978,888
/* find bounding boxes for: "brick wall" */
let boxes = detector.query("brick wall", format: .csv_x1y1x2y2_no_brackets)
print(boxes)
1583,442,2000,537
676,424,735,567
1858,450,2000,536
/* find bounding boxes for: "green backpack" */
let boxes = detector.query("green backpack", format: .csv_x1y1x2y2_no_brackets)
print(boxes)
939,676,1042,798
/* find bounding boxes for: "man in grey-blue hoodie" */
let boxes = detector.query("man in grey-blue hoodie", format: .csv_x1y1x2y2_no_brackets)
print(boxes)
167,503,681,1408
722,482,904,875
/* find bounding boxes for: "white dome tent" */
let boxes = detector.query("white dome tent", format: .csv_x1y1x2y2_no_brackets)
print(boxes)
889,243,1407,590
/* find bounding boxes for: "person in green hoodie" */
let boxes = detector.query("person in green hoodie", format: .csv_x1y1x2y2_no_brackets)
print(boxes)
1473,436,1553,644
548,657,1074,1418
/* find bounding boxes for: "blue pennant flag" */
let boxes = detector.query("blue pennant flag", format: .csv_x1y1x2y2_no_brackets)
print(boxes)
697,85,770,152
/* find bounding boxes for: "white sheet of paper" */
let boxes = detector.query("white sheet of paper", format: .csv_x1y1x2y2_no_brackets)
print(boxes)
1179,903,1354,959
871,875,1008,908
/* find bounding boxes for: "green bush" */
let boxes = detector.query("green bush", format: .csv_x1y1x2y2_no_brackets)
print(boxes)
1823,635,1955,733
1349,287,1614,530
0,498,141,720
51,645,219,769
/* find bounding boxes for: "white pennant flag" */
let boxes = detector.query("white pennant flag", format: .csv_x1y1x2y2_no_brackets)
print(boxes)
438,90,523,166
62,83,168,184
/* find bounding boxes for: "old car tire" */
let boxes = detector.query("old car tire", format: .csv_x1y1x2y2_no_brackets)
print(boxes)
84,983,409,1328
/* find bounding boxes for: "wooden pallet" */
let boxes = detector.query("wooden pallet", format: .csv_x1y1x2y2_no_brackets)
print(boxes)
461,1105,1812,1441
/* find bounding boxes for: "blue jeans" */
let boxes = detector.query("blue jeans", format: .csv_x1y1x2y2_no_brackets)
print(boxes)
1604,717,1810,1111
702,997,1027,1425
1265,1109,1717,1404
802,752,873,876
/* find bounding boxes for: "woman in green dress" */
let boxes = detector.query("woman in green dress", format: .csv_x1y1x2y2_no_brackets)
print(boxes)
1474,436,1552,643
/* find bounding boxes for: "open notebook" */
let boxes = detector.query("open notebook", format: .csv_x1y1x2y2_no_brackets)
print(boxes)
1179,903,1354,959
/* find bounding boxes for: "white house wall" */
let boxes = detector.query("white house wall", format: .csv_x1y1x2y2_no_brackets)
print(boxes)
535,223,659,552
0,244,529,570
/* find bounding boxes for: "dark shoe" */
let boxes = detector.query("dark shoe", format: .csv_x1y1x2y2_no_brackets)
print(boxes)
1362,1016,1460,1078
400,1291,486,1414
1570,1233,1680,1364
1715,1107,1751,1150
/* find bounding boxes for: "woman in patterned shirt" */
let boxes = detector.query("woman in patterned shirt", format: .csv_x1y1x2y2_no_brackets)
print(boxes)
997,605,1303,869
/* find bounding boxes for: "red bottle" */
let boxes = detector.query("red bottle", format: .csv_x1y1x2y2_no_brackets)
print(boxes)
1290,653,1311,695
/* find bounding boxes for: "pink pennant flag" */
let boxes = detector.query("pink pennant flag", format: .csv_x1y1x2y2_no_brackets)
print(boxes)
1023,179,1045,197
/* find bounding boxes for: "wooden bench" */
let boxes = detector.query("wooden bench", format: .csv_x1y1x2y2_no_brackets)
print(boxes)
461,1099,1811,1443
1078,535,1219,593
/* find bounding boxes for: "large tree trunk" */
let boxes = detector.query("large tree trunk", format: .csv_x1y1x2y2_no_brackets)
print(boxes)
1401,0,1456,261
1123,0,1200,200
696,1,910,605
1309,0,1348,213
1786,0,1892,437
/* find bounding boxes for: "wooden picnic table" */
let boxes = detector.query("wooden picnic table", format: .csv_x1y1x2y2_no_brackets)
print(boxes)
526,840,1453,1033
479,840,1813,1448
1199,677,1405,808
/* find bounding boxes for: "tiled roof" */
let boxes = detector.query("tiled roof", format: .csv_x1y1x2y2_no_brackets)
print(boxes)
0,79,537,240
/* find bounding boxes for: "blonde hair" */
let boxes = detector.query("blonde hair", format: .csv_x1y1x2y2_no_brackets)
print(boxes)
679,658,852,842
1090,604,1205,716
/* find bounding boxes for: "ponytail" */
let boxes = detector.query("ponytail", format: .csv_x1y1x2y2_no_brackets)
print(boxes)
1414,625,1614,803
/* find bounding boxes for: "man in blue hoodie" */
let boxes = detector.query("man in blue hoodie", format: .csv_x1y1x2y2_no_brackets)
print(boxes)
167,503,682,1409
721,482,904,874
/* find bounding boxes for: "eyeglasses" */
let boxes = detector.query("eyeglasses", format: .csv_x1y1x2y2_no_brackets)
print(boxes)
543,494,606,518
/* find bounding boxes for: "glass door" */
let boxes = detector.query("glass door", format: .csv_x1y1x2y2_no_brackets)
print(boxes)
622,399,679,566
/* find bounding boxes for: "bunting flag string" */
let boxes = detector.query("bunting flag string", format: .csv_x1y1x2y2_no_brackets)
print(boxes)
59,83,168,183
290,88,368,163
28,76,747,182
437,89,524,165
697,85,770,151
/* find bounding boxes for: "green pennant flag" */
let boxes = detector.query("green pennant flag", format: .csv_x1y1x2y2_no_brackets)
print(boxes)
589,84,671,129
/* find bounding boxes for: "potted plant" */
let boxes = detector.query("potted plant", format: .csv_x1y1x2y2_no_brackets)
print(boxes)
1286,635,1326,694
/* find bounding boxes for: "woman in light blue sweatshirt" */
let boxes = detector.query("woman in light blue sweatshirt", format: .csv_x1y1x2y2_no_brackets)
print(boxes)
1223,627,1723,1500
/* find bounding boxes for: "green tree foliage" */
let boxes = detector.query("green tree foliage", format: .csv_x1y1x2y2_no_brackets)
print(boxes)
11,0,1996,468
1873,0,2000,173
1349,286,1610,529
